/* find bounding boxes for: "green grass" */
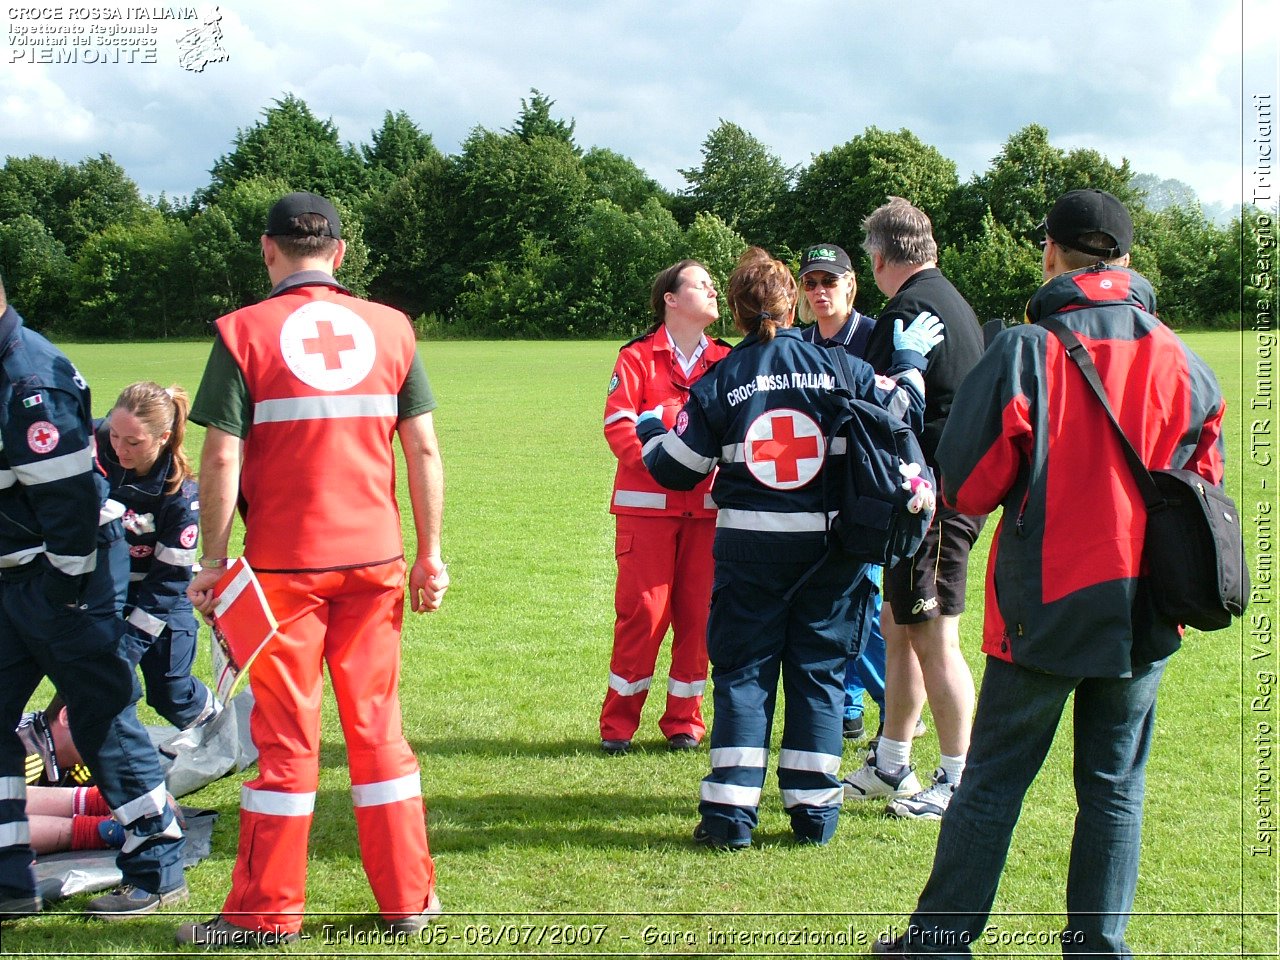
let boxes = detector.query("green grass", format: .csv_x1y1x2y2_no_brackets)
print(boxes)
1,332,1274,958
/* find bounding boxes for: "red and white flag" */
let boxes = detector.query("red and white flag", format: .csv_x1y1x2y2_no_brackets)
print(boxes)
210,558,278,703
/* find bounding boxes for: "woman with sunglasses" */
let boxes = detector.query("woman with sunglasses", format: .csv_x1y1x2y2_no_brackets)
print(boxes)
599,260,732,755
797,245,924,751
635,247,942,849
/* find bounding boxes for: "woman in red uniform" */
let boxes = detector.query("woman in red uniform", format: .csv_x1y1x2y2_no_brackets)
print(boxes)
599,260,731,754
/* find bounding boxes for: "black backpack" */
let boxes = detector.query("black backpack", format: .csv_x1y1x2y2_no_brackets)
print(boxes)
821,347,936,567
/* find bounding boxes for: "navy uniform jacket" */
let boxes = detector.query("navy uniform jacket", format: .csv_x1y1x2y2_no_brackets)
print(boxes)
95,421,200,640
0,305,107,604
637,328,926,564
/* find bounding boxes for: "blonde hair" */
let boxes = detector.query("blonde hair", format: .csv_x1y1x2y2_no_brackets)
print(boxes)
112,382,193,494
726,248,796,342
797,269,857,326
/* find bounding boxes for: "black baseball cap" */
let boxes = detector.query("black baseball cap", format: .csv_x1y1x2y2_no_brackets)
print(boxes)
799,244,853,277
265,191,342,239
1041,189,1132,259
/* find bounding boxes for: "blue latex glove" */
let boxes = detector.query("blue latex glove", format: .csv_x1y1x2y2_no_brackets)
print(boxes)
636,404,664,425
893,311,945,357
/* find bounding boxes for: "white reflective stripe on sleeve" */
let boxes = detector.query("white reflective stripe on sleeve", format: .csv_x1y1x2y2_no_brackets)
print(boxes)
0,546,42,569
128,606,168,638
253,394,398,425
703,494,716,511
716,509,834,533
660,432,716,474
608,672,652,696
46,549,97,576
241,786,316,817
640,434,665,458
351,771,421,808
121,810,183,854
604,410,637,425
0,777,26,801
0,821,31,848
721,442,743,463
613,490,666,510
667,678,706,698
155,544,197,567
777,749,842,775
112,782,167,824
10,447,95,486
700,781,762,807
100,498,126,523
780,787,844,808
0,468,16,490
709,746,769,769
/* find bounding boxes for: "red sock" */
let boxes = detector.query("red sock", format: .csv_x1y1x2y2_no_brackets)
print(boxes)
73,786,110,817
70,815,112,850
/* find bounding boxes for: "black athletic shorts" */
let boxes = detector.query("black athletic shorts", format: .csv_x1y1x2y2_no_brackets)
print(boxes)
884,506,986,624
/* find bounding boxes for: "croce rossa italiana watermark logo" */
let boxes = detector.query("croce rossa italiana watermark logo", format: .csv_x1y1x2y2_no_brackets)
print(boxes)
7,5,229,72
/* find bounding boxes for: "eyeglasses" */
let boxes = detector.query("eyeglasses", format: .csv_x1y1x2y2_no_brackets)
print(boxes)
802,276,841,291
1039,237,1052,249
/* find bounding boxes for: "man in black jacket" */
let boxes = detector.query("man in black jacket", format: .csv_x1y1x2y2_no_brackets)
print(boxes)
841,198,986,822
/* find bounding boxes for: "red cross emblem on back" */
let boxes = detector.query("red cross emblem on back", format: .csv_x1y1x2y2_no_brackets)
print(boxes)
302,320,356,370
744,409,825,490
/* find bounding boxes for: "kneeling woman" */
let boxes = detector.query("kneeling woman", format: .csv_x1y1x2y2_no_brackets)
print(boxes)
636,248,939,848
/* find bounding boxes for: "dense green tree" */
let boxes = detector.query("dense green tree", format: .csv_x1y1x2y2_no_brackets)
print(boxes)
678,121,793,250
0,153,146,255
362,110,442,190
0,214,73,330
582,148,668,213
199,94,367,207
1134,202,1236,327
938,211,1043,324
507,89,579,150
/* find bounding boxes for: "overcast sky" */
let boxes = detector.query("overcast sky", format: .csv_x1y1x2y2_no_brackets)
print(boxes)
2,0,1276,215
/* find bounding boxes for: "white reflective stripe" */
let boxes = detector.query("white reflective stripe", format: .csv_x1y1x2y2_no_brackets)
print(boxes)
128,606,167,638
0,546,42,569
10,447,95,486
155,544,197,567
100,498,126,523
716,509,835,533
640,434,665,458
604,409,636,425
46,549,96,576
725,440,845,462
608,672,652,697
351,771,421,808
780,787,844,808
703,494,717,511
0,821,31,848
0,468,15,489
213,562,254,617
113,781,167,824
660,432,716,474
709,746,769,769
778,749,842,775
129,572,147,582
613,490,667,510
700,781,762,807
668,678,706,698
241,785,316,817
253,394,397,424
0,777,26,801
121,811,183,854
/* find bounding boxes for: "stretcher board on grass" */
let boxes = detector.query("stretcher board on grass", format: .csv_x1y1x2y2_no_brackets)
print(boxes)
210,557,278,703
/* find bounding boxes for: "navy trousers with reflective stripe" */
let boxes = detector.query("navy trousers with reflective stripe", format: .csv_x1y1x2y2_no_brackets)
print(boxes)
699,551,868,843
0,523,184,897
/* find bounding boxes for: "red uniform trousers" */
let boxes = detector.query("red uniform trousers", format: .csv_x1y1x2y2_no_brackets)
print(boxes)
600,513,715,742
222,560,434,934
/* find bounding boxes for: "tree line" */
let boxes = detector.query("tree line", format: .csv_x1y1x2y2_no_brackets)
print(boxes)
0,91,1263,341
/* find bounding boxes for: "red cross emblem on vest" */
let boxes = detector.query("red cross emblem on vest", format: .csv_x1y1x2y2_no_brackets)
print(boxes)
744,408,825,490
302,320,356,370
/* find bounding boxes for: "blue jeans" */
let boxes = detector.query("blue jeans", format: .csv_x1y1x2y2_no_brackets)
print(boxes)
845,566,886,720
903,654,1167,959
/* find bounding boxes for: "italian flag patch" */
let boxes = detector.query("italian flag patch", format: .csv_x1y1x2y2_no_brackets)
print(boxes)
23,394,44,408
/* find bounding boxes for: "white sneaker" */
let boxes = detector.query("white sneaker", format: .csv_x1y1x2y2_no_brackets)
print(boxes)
841,755,922,801
886,768,955,820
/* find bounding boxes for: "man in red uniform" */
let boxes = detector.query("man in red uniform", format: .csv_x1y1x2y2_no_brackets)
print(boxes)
600,260,731,754
179,192,448,948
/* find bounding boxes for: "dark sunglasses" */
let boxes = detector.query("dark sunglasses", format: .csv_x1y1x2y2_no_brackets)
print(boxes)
802,276,841,291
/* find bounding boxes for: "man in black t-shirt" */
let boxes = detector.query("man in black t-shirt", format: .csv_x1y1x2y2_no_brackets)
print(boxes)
840,198,986,823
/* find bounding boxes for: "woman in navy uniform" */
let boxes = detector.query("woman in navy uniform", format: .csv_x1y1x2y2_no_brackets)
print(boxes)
636,247,941,848
98,382,217,736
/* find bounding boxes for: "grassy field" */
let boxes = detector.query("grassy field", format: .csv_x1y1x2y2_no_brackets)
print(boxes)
2,331,1275,958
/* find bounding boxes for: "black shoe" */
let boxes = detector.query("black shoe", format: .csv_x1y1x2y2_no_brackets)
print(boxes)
175,916,300,948
870,934,912,957
692,820,751,851
85,882,188,920
385,891,443,934
0,892,42,923
600,738,631,755
842,715,865,740
667,733,699,751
